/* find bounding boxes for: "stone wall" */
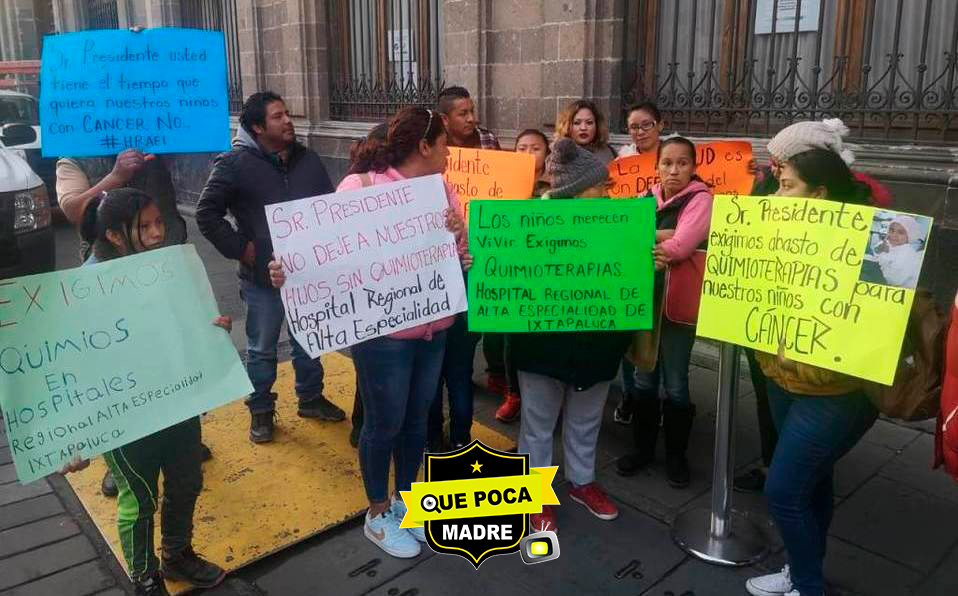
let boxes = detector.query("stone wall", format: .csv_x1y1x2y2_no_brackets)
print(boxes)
443,0,623,136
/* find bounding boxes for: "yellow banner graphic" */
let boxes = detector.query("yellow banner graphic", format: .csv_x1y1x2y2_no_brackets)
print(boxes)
399,466,559,528
697,195,932,385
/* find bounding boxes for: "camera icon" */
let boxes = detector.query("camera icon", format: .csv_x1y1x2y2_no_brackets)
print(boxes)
519,530,560,564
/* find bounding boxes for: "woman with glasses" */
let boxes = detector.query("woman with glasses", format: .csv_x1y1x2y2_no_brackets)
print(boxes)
611,102,667,428
618,101,666,157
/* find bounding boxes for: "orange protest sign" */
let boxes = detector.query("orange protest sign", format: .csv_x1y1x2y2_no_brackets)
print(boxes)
608,140,755,198
443,147,536,218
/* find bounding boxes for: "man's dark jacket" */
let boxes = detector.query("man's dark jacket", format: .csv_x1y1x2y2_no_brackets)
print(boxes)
196,126,333,287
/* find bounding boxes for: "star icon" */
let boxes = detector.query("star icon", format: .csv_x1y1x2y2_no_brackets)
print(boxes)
471,460,483,473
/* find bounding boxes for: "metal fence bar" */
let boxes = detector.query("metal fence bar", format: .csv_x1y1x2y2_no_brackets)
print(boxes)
622,0,958,143
180,0,243,113
84,0,119,30
328,0,443,123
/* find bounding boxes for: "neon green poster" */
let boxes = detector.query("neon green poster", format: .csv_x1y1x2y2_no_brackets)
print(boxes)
467,199,656,332
0,245,253,483
697,195,933,384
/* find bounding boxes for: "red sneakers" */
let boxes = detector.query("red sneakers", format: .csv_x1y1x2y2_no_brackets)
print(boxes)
568,483,619,520
486,373,507,396
495,391,521,422
530,505,557,534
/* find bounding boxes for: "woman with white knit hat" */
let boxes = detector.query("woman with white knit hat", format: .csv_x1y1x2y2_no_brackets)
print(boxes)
734,117,894,496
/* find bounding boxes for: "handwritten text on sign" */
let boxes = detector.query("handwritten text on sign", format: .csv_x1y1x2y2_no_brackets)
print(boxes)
467,199,656,332
608,141,755,198
696,195,930,384
39,28,230,157
443,148,536,219
267,174,467,357
0,246,253,483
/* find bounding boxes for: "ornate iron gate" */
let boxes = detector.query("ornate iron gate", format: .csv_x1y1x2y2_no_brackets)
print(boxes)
622,0,958,143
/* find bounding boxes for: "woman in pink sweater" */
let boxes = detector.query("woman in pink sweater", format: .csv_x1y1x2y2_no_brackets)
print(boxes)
616,137,713,488
270,107,469,558
340,107,471,559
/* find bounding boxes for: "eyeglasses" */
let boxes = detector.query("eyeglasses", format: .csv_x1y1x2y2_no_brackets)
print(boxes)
628,120,658,132
422,108,435,142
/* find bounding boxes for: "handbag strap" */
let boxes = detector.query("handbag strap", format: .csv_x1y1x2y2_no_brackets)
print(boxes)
358,172,373,188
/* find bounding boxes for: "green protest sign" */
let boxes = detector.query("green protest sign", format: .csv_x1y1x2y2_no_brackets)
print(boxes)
467,199,656,332
0,245,253,483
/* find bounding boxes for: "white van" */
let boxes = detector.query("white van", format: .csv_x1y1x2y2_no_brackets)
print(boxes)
0,89,56,205
0,123,54,277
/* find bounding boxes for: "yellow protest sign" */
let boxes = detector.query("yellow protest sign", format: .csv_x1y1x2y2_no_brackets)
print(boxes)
443,147,536,219
608,141,755,198
696,195,933,384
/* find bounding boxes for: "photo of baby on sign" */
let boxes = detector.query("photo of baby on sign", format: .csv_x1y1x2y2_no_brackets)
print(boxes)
859,210,932,290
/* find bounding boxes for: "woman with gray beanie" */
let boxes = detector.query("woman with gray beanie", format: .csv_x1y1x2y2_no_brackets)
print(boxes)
511,138,633,533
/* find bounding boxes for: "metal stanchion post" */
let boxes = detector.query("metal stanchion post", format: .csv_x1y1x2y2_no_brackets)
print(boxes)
671,342,768,566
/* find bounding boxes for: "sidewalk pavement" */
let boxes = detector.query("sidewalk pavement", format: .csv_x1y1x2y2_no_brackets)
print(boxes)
1,218,955,595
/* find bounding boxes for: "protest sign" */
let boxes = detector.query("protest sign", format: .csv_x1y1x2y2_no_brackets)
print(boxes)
467,198,656,332
39,28,230,157
608,141,755,198
443,148,536,219
266,174,467,357
0,245,253,484
696,195,933,384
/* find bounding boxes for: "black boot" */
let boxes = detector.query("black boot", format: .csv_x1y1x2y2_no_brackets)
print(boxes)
161,546,226,588
249,408,276,444
615,397,661,476
663,401,696,488
101,469,118,497
133,572,170,596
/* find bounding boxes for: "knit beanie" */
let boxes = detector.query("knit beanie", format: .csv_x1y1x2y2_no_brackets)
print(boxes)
891,214,926,244
767,118,856,165
545,138,610,198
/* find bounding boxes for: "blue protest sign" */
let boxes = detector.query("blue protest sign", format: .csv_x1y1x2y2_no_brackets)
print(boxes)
39,28,230,157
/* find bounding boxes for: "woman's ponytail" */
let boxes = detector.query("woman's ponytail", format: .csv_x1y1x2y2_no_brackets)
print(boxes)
80,194,103,244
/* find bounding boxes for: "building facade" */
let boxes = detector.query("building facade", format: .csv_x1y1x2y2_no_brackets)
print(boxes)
44,0,958,301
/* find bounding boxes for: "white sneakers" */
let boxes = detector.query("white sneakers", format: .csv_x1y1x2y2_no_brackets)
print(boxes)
364,509,421,559
746,565,799,596
390,497,427,542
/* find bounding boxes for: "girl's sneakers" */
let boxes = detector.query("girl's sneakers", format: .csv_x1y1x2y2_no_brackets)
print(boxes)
364,508,421,558
568,482,619,520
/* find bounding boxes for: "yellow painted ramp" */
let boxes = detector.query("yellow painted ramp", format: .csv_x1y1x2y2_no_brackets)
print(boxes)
66,352,513,593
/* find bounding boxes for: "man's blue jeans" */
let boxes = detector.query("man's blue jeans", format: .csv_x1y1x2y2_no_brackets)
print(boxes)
429,314,480,446
241,280,325,414
352,332,446,502
765,381,877,596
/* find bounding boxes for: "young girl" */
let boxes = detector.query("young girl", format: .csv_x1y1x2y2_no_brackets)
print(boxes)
616,137,713,489
618,101,666,157
515,128,552,198
62,188,229,596
511,138,633,533
745,149,878,596
554,100,617,165
335,107,471,558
